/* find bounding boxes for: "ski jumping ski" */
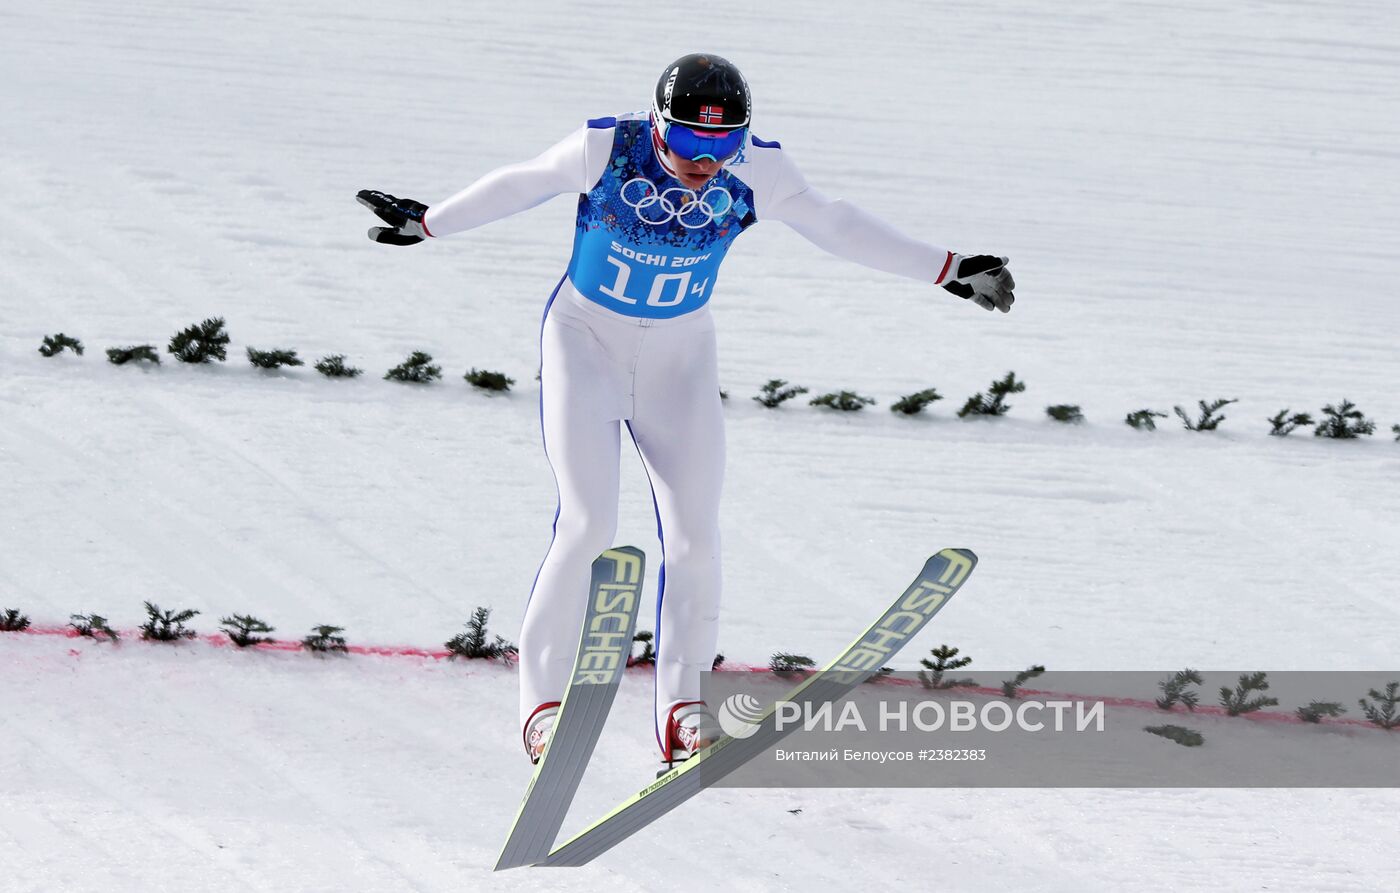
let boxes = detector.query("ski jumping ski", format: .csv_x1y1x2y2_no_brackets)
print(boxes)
494,546,646,871
542,547,978,867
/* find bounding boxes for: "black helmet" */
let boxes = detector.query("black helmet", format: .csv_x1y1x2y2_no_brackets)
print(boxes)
652,53,751,131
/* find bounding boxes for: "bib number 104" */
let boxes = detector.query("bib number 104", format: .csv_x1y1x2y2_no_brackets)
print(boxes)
598,256,709,307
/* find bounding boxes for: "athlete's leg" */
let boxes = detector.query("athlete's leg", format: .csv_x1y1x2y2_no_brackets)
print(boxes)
517,299,625,732
626,316,726,750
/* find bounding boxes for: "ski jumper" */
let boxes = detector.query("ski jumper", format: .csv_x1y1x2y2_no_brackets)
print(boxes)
422,111,953,752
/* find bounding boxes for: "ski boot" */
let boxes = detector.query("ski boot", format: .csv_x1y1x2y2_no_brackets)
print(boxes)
659,700,722,774
523,701,560,764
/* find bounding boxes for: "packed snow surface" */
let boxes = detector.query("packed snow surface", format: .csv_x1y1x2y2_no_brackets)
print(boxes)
2,0,1397,889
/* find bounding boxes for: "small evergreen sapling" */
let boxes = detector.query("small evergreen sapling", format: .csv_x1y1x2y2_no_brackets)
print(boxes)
1174,398,1237,431
1296,701,1346,723
890,388,943,415
220,614,275,648
1156,668,1204,711
1125,409,1168,431
809,390,876,411
315,354,363,378
1,608,31,632
39,333,84,356
384,351,442,383
1144,724,1204,747
139,602,199,641
70,613,119,641
1393,423,1400,442
107,345,161,365
1314,399,1376,438
1219,671,1278,715
958,371,1025,418
445,607,517,660
629,631,656,667
1267,409,1314,436
465,368,515,392
1046,404,1084,423
754,379,809,408
168,317,230,363
1001,664,1046,698
719,389,729,401
302,624,348,654
1358,681,1399,729
918,644,975,689
770,652,816,677
247,347,304,369
712,653,725,669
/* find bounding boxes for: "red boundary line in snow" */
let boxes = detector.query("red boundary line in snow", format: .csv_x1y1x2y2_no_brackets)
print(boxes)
5,625,1386,729
13,624,458,659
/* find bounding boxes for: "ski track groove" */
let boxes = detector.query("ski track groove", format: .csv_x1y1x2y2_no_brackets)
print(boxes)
5,697,260,891
129,387,458,616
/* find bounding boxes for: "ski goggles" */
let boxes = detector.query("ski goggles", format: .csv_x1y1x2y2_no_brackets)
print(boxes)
659,122,748,162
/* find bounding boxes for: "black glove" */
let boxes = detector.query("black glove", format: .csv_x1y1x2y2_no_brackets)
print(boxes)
941,254,1015,313
356,189,430,245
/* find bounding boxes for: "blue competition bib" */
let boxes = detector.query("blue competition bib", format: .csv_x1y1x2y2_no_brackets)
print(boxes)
566,117,755,319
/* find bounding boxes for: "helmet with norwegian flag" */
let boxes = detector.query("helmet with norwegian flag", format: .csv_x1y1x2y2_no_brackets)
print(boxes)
652,53,751,133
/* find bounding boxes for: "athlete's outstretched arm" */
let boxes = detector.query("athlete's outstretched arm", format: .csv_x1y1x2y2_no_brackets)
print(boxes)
768,183,952,281
357,123,612,245
424,124,613,237
757,150,1015,312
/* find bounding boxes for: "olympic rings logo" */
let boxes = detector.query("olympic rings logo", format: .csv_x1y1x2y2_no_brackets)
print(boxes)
620,177,734,229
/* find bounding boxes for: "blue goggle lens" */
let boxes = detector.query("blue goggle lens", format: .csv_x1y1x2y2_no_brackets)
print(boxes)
664,124,747,162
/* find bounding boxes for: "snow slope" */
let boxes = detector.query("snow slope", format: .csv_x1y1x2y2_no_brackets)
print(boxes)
2,0,1398,889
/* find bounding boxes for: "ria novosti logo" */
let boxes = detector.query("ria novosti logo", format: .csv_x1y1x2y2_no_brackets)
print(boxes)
717,693,765,739
720,693,1107,736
